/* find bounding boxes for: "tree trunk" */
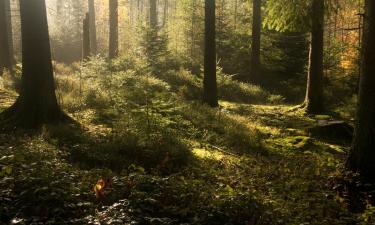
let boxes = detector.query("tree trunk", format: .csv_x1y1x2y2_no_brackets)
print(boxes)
163,0,168,27
234,0,238,30
5,0,14,67
109,0,118,59
250,0,261,82
0,0,11,76
88,0,97,54
1,0,65,128
304,0,324,114
347,0,375,179
150,0,157,28
83,13,91,60
203,0,218,107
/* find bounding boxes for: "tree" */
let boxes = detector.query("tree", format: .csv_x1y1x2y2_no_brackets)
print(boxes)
346,0,375,178
150,0,157,28
0,0,11,76
264,0,325,114
250,0,261,82
88,0,97,54
1,0,65,128
203,0,218,107
5,0,14,67
304,0,324,114
83,13,91,60
109,0,118,59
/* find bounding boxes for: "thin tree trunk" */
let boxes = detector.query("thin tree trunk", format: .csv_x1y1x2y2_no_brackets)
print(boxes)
88,0,97,54
190,0,196,58
5,0,14,67
150,0,157,28
250,0,261,82
347,0,375,179
109,0,118,59
163,0,168,27
0,0,11,76
234,0,238,30
83,13,91,60
304,0,324,114
203,0,218,107
1,0,65,128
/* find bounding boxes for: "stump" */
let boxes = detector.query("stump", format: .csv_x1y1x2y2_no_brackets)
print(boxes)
308,120,354,141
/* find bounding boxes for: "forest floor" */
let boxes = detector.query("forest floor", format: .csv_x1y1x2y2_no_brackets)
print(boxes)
0,64,367,224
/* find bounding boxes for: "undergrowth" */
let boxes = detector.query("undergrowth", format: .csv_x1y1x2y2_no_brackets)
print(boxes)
0,56,366,224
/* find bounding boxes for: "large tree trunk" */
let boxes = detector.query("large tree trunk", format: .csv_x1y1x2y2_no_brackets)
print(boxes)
150,0,157,28
304,0,324,114
250,0,261,82
347,0,375,179
88,0,97,54
203,0,218,107
0,0,11,76
83,13,91,60
1,0,65,128
109,0,118,59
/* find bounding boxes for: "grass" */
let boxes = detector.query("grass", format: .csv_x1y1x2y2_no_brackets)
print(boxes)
0,57,368,224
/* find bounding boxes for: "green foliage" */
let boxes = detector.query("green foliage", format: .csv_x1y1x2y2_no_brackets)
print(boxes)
141,26,170,75
179,103,263,154
217,69,271,104
264,0,311,32
359,204,375,224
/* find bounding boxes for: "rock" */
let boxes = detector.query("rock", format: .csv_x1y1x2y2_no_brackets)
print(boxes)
308,120,354,141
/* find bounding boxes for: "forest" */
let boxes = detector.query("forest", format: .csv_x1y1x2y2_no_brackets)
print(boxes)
0,0,374,224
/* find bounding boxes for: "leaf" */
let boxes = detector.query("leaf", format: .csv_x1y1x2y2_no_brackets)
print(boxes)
225,185,234,195
1,166,12,176
93,178,113,199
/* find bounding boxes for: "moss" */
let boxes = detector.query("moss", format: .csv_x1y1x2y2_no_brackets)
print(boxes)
314,114,332,120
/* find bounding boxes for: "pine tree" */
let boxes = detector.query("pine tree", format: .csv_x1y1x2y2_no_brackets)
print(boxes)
264,0,324,114
83,13,91,60
0,0,11,76
304,0,324,114
150,0,157,28
5,0,14,67
1,0,66,128
109,0,118,59
203,0,218,107
347,0,375,179
250,0,262,82
88,0,97,54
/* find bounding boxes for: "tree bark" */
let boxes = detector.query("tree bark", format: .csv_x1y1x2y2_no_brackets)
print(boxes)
163,0,168,27
88,0,97,54
1,0,65,128
150,0,157,28
109,0,118,59
203,0,218,107
304,0,324,114
83,13,91,60
5,0,14,67
0,0,11,76
250,0,261,82
347,0,375,179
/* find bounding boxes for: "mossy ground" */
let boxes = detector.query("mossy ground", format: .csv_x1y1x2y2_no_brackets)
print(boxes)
0,61,366,224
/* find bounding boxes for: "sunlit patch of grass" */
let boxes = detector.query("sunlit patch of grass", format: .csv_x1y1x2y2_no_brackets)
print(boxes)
193,148,225,161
